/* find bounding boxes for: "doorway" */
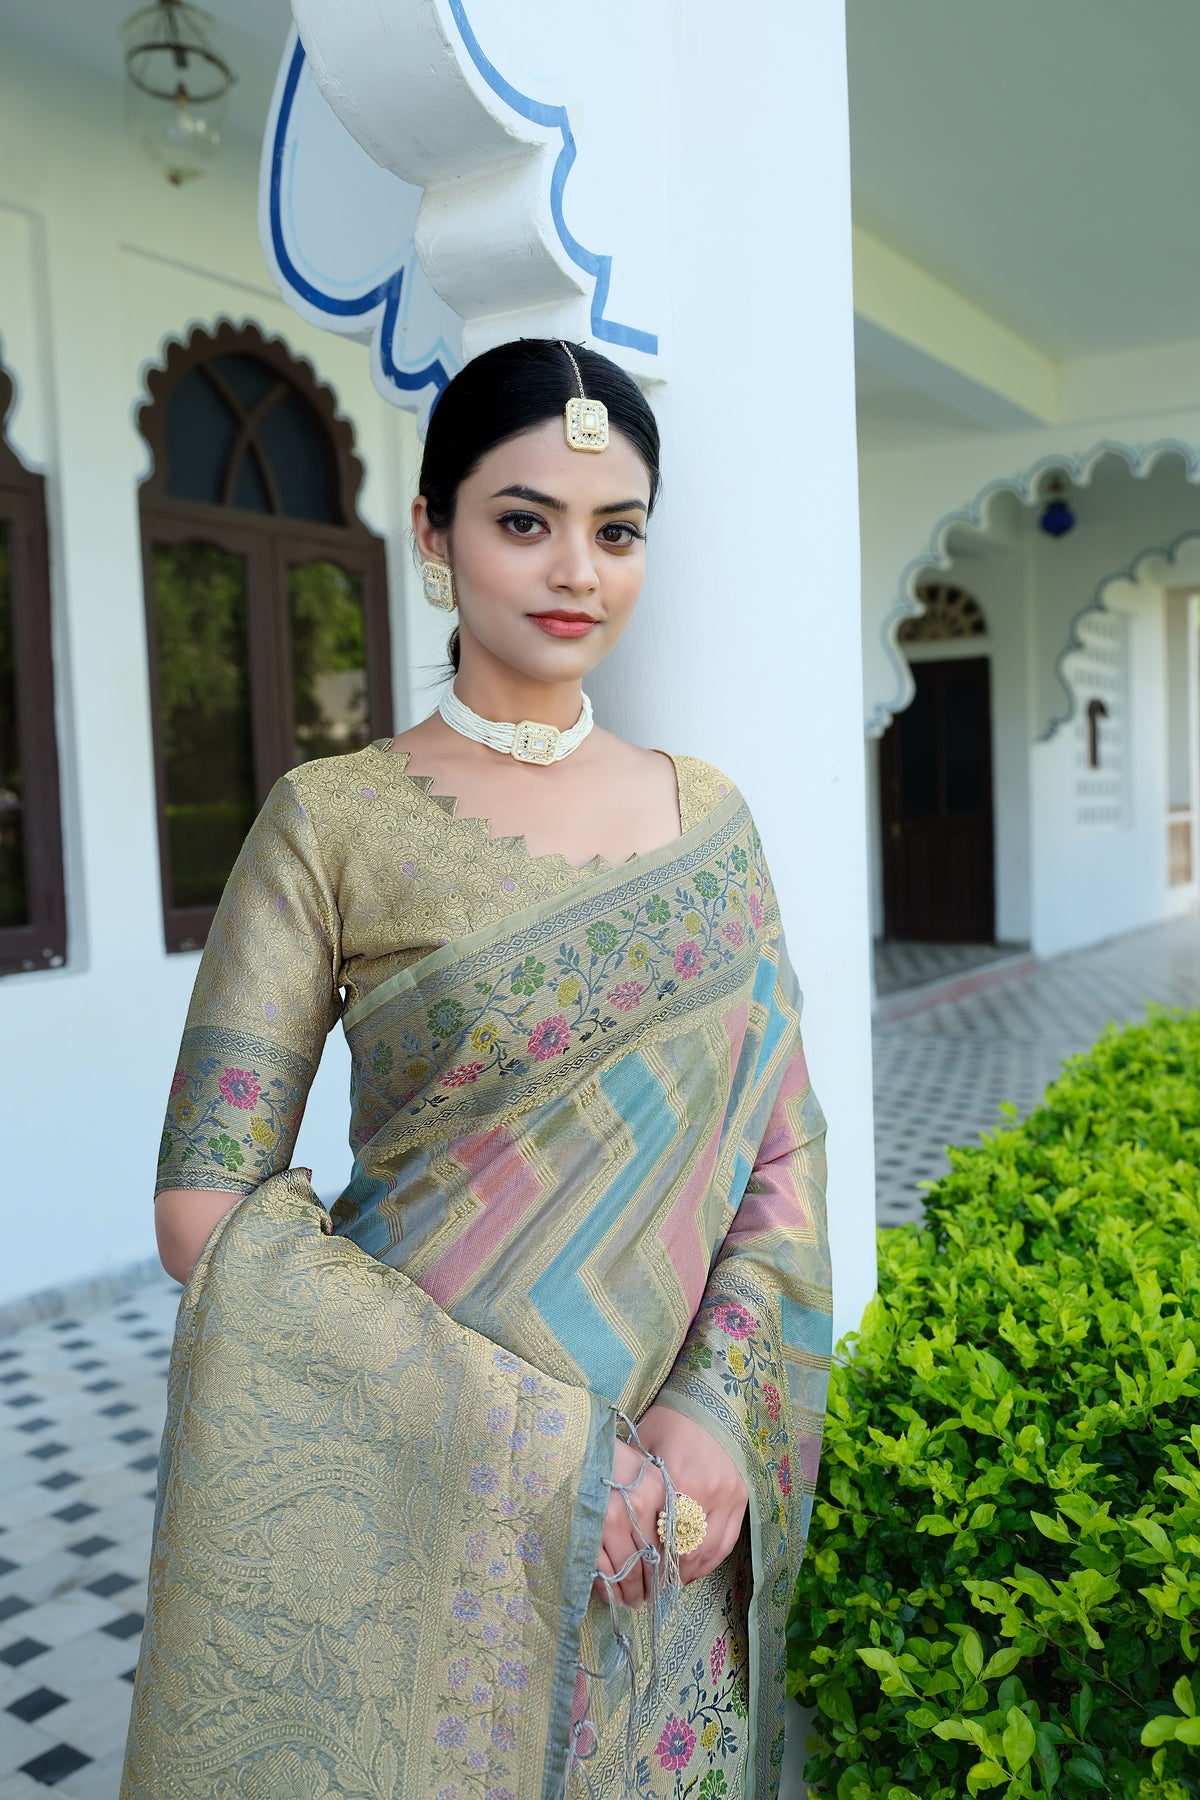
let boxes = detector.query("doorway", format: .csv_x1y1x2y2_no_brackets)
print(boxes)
880,656,995,941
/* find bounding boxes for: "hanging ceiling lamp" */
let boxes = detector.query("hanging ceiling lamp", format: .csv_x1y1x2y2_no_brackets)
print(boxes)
1039,476,1076,539
122,0,237,186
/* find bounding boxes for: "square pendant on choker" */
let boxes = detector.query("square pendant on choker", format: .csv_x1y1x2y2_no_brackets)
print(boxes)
512,721,561,764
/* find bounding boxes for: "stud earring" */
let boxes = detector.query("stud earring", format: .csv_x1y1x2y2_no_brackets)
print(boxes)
421,560,456,611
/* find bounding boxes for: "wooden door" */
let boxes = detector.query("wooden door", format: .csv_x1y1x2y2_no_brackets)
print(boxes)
880,656,995,942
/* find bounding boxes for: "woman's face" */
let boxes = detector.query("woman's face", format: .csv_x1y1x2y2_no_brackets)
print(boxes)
413,418,652,685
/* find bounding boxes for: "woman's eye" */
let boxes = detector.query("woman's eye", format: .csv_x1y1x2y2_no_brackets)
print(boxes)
599,522,642,547
499,511,545,537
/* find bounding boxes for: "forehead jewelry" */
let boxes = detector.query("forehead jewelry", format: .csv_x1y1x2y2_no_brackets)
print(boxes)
560,340,609,453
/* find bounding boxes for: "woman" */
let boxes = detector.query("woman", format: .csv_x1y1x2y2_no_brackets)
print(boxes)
124,339,832,1800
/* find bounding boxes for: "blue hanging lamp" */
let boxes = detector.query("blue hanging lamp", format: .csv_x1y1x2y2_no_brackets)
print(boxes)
1039,477,1076,539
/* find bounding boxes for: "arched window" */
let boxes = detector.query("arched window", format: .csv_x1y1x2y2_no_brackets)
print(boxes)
0,358,65,977
139,322,392,952
899,582,988,644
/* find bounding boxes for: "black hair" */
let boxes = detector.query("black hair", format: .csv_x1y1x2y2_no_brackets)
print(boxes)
418,338,661,674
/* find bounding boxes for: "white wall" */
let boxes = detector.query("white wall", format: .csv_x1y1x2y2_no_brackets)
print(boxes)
1029,580,1163,956
860,436,1200,959
0,35,431,1307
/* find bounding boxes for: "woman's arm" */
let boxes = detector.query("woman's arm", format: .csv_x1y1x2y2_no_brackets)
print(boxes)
153,774,340,1243
154,1188,246,1285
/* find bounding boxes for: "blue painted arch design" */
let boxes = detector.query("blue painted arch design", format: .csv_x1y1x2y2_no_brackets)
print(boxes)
445,0,658,357
867,437,1200,743
267,38,455,404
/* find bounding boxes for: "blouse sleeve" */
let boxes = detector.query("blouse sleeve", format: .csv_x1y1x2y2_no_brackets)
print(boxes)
155,774,344,1198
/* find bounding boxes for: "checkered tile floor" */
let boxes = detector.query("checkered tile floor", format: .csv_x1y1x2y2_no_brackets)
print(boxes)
0,1281,179,1797
874,914,1200,1227
1,916,1198,1793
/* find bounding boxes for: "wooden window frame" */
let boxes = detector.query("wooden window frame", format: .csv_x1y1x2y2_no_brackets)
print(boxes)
0,363,66,978
138,322,392,953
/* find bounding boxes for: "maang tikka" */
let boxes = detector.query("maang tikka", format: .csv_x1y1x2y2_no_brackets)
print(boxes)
559,340,609,452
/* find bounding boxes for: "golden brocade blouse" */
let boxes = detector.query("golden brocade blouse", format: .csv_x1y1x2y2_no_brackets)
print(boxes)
156,740,739,1199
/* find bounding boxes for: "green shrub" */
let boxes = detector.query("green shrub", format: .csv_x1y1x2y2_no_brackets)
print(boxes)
789,1006,1200,1800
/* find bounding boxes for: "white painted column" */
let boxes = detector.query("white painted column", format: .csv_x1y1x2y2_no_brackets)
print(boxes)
588,1,873,1347
288,0,875,1346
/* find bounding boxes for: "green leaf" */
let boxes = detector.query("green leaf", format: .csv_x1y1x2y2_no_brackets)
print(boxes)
953,1629,984,1683
1002,1707,1036,1773
1172,1675,1195,1717
1063,1756,1107,1787
1070,1684,1094,1741
966,1762,1008,1794
1140,1716,1180,1748
1030,1511,1071,1543
982,1646,1024,1681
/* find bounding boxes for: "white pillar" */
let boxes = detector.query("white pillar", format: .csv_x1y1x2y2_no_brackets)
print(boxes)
287,0,876,1348
589,3,875,1347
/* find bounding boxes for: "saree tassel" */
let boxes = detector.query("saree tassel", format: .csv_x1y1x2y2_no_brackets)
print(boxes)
566,1410,690,1792
559,1662,602,1800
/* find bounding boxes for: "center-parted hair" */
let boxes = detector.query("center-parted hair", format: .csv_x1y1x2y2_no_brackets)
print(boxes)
420,338,660,531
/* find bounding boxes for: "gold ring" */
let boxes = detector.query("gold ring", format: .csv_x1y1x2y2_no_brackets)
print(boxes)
656,1492,708,1557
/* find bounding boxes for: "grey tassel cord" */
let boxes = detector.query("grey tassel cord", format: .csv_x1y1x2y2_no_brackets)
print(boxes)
559,1409,684,1798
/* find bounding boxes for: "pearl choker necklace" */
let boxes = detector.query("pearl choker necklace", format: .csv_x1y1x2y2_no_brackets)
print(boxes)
438,684,594,765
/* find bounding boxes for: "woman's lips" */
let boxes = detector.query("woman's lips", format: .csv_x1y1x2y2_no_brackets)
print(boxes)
529,614,597,638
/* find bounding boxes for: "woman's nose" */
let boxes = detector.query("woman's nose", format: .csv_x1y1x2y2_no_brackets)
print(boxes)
549,531,600,595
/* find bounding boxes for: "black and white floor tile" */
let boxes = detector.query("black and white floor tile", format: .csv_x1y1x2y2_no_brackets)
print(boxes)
874,914,1200,1227
1,915,1197,1792
0,1280,178,1797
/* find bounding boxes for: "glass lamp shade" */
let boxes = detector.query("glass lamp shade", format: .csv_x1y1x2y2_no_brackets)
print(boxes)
125,79,227,183
122,0,234,184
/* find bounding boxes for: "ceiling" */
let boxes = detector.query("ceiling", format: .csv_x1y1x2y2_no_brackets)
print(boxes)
2,0,1194,455
847,0,1200,361
0,0,291,145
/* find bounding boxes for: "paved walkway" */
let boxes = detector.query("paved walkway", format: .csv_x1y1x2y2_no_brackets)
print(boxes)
874,913,1200,1225
1,914,1198,1794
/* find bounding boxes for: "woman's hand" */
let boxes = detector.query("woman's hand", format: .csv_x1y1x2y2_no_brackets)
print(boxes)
635,1404,748,1585
591,1437,666,1611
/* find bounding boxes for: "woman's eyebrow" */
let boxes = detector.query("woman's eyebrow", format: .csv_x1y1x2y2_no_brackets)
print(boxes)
491,484,565,512
490,485,648,517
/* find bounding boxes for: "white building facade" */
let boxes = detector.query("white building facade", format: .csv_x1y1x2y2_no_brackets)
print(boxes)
0,1,875,1379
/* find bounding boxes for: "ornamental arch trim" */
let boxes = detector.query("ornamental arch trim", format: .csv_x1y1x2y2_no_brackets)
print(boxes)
133,317,370,523
866,437,1200,741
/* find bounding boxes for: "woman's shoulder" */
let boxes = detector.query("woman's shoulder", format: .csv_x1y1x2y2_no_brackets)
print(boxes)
660,750,744,834
280,743,388,804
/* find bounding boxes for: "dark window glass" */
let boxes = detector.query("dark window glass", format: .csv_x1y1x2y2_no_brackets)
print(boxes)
0,518,29,928
229,448,274,517
141,323,392,952
945,671,986,812
259,391,340,524
212,352,279,414
151,542,257,910
900,680,938,816
288,561,370,763
162,353,339,524
163,367,240,508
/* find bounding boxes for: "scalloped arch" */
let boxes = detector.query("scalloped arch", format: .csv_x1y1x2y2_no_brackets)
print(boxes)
132,317,370,521
866,436,1200,741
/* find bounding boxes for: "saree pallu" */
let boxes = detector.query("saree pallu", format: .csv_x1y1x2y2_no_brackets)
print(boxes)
123,785,832,1799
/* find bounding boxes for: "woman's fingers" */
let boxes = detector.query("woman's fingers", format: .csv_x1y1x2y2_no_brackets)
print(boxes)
677,1498,746,1584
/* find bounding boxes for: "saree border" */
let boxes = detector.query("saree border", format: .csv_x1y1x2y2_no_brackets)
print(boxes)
342,786,753,1035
